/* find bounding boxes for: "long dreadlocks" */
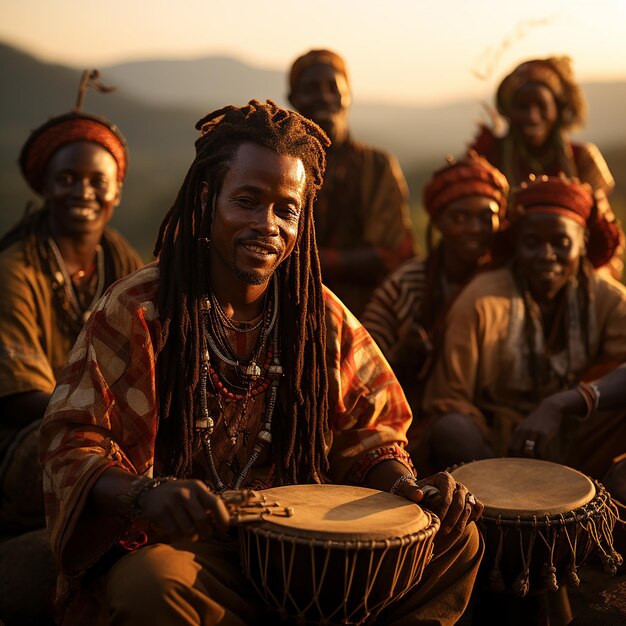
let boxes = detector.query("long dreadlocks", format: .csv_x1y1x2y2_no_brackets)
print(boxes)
153,99,331,483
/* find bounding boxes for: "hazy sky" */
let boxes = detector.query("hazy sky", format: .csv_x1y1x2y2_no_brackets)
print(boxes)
2,0,626,105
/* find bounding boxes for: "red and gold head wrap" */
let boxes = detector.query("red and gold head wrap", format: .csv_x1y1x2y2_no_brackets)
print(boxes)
496,56,586,131
423,150,509,220
510,174,623,268
19,111,128,194
288,48,349,92
510,174,593,226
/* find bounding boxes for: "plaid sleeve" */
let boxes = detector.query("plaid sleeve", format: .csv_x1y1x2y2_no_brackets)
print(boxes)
323,288,413,483
39,266,160,574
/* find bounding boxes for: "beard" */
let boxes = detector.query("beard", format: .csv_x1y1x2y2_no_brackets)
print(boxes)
231,254,281,286
233,265,269,285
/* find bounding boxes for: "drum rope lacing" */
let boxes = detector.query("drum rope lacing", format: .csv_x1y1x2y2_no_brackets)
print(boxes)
230,488,440,625
242,523,436,625
484,481,623,597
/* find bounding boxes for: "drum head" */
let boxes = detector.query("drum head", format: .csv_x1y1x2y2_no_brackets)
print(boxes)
451,458,595,517
252,484,429,541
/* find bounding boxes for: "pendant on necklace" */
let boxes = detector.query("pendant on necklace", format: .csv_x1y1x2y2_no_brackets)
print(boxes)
268,364,284,379
53,271,65,288
229,433,238,446
195,416,215,432
244,361,261,378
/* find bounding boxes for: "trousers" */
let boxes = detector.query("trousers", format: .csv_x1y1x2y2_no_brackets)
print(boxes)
103,523,483,626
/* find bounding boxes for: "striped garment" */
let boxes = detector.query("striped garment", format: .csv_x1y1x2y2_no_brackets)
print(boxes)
361,257,429,373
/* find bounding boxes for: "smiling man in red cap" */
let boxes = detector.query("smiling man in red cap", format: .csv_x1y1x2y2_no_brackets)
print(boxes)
0,71,142,537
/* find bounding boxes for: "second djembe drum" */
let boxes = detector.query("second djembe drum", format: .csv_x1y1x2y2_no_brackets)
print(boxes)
451,458,622,597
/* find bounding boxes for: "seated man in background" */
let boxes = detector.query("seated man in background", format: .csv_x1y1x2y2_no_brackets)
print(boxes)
287,48,416,318
40,99,483,626
422,174,626,504
362,151,508,455
0,70,142,625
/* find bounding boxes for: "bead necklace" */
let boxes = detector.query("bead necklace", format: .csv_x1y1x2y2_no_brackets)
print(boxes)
208,344,274,401
203,275,279,378
196,278,283,493
48,237,105,324
210,289,265,334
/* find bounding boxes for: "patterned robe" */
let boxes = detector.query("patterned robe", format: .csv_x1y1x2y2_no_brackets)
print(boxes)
39,263,413,620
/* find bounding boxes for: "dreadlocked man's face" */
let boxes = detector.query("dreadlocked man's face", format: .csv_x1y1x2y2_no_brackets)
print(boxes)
203,143,306,295
515,213,585,304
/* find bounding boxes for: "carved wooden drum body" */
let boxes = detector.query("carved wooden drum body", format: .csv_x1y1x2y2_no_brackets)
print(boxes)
451,458,622,596
237,484,439,625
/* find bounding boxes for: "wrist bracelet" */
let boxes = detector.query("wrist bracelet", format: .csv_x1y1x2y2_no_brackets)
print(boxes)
576,381,600,422
346,444,415,486
389,473,417,495
117,475,175,551
131,475,176,521
119,475,176,521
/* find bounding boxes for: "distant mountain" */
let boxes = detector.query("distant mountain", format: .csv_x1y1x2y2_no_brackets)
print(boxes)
103,56,287,111
103,55,626,166
2,41,626,258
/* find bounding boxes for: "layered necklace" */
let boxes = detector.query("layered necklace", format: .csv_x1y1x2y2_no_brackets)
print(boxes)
195,275,283,493
48,237,105,324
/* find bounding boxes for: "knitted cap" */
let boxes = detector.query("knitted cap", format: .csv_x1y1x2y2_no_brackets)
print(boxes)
510,174,622,268
423,150,509,219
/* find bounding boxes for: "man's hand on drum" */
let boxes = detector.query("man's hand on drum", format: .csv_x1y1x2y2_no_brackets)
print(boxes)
370,463,483,553
134,479,231,542
510,390,573,458
409,472,483,552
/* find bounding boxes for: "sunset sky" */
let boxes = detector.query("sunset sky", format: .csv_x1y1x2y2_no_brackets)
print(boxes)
2,0,626,105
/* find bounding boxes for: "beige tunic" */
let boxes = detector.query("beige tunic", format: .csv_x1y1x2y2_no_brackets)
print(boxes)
423,265,626,470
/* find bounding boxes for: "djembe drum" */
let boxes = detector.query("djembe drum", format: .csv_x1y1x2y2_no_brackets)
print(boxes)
235,483,439,625
451,458,622,597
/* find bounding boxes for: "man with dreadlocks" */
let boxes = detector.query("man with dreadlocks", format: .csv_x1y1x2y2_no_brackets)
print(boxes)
40,100,483,626
422,174,626,498
287,48,416,318
0,71,142,624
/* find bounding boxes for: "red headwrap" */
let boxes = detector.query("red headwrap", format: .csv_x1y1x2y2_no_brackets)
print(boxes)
423,150,509,220
510,175,593,226
510,174,622,268
19,112,128,194
289,49,349,92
